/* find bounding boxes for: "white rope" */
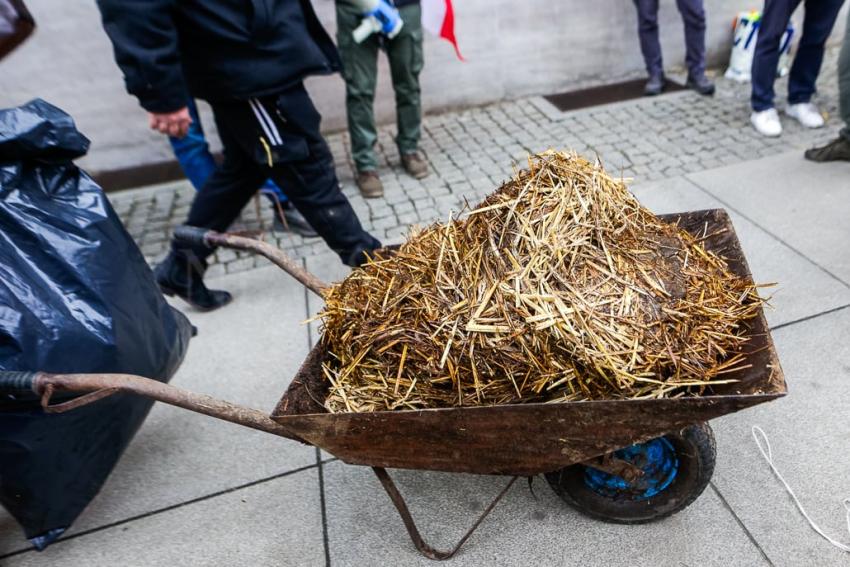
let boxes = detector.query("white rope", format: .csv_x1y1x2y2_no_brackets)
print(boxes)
751,426,850,553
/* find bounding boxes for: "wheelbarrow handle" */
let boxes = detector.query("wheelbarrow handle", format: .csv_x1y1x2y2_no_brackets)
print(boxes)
173,225,329,298
172,225,210,249
0,370,38,395
0,371,297,440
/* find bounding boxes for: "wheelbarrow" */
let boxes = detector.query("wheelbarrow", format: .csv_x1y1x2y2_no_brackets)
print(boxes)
0,208,786,560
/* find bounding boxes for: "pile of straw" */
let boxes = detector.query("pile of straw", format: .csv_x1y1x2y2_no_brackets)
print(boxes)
317,150,763,413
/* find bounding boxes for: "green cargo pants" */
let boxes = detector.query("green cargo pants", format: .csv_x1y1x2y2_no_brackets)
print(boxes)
840,9,850,140
336,2,424,172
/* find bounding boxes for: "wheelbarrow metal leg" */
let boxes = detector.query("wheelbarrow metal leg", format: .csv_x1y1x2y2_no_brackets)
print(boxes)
372,467,518,561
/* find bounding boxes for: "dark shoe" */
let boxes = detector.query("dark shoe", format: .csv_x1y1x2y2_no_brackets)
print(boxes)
804,136,850,162
356,170,384,198
272,203,319,238
154,250,232,311
644,74,665,96
401,152,429,179
686,73,715,96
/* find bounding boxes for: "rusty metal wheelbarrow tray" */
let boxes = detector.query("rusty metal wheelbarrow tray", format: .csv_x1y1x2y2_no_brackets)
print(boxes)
0,208,785,560
273,208,786,476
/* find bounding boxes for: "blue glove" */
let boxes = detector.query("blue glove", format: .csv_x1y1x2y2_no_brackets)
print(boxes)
351,0,404,43
368,0,403,38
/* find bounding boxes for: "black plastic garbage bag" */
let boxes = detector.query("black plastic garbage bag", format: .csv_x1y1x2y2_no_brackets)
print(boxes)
0,99,192,550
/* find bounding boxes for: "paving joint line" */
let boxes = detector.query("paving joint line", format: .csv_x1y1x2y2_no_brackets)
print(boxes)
316,447,332,567
0,262,338,562
682,175,850,292
710,482,776,566
0,461,334,560
302,258,333,567
770,303,850,332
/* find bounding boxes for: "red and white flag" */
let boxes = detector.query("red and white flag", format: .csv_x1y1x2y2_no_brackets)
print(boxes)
421,0,463,60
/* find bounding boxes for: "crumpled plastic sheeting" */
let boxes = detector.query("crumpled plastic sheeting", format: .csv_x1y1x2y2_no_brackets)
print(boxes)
0,99,192,549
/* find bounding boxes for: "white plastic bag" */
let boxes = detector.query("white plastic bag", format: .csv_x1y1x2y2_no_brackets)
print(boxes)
725,11,794,82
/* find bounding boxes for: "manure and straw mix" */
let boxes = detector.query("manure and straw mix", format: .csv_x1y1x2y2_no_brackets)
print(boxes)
317,150,765,413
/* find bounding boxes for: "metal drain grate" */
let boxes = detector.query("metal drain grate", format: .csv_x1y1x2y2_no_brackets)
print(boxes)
543,78,686,112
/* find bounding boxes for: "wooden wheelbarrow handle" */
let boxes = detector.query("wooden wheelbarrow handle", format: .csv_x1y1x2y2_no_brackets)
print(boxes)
173,225,329,297
0,370,296,439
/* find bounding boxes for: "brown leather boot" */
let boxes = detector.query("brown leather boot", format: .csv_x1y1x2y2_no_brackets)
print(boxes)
401,152,429,179
805,136,850,163
356,170,384,198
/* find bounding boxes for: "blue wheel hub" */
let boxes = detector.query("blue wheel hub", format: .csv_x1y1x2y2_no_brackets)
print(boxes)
584,437,679,500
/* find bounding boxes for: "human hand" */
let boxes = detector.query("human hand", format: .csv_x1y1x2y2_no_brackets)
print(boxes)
148,107,192,138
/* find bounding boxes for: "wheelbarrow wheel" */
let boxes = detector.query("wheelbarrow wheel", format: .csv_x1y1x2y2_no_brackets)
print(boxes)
544,423,715,524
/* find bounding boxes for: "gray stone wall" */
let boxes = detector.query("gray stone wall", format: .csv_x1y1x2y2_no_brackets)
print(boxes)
1,0,846,174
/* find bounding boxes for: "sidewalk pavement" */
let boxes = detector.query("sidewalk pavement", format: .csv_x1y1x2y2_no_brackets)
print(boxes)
2,56,850,566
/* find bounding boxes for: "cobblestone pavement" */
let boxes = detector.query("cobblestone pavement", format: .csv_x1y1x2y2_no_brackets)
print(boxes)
111,48,843,278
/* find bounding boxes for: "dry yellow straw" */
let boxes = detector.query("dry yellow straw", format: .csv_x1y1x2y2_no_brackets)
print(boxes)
318,150,765,413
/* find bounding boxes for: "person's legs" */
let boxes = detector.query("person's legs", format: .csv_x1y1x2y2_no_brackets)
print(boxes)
787,0,845,105
210,86,380,266
633,0,663,78
804,10,850,162
260,180,287,202
751,0,800,111
676,0,707,77
386,4,424,164
840,9,850,140
169,99,218,190
170,100,293,213
182,106,269,251
336,2,381,174
156,107,267,310
263,86,381,266
261,183,318,237
677,0,714,95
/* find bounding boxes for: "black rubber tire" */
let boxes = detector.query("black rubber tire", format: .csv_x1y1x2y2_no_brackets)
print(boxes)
545,423,716,524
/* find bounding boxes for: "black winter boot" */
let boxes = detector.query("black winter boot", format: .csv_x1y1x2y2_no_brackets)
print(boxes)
154,251,232,311
686,73,715,96
644,74,665,96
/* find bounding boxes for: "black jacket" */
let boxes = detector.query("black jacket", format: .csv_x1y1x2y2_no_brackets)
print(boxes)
97,0,341,113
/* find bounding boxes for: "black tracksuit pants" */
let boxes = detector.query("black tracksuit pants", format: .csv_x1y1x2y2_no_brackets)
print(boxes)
178,83,380,267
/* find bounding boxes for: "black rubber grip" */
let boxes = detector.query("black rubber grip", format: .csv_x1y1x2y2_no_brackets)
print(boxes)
173,225,210,247
0,371,38,394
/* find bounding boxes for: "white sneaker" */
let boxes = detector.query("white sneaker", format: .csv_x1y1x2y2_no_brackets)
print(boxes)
786,102,825,129
750,108,783,137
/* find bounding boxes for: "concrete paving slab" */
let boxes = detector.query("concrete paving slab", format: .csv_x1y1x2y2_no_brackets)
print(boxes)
710,307,850,567
4,468,324,567
0,265,315,554
632,176,850,328
687,151,850,285
322,460,768,567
